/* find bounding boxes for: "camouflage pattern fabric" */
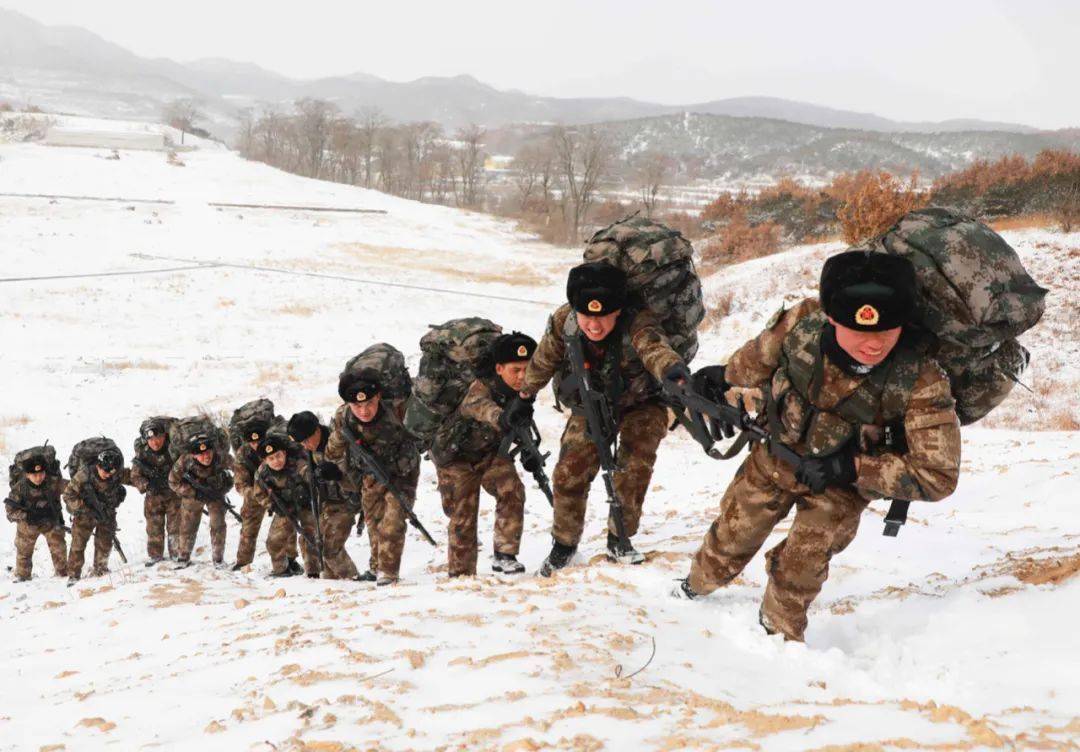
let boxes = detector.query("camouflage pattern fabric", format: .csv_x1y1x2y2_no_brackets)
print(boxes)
340,342,413,410
5,476,68,579
359,467,419,581
143,493,181,559
320,504,359,579
11,521,68,579
583,213,705,363
167,415,229,464
169,450,233,563
66,436,122,479
228,399,276,450
8,444,60,490
431,377,512,466
266,509,318,575
67,513,113,578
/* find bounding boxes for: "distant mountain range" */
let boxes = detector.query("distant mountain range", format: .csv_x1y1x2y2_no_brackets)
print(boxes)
0,7,1050,136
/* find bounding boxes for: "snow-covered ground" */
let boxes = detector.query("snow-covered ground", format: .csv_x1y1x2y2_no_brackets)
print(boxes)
1,127,1078,751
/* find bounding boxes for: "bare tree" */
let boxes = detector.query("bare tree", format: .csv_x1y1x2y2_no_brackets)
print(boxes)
356,106,387,188
163,98,202,145
637,151,674,217
1056,177,1080,233
551,125,612,243
294,98,339,178
236,107,256,158
455,124,487,208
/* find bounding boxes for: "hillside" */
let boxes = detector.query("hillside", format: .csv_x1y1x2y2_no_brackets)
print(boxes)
0,122,1078,751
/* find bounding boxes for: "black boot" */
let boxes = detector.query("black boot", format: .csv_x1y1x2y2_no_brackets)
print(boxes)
538,540,577,577
606,532,644,565
287,557,304,576
355,570,376,582
670,578,698,600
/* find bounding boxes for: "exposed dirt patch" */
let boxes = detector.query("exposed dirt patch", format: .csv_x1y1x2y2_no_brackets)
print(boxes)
147,577,205,608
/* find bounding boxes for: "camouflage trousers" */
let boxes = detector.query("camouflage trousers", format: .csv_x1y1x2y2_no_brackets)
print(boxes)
144,491,182,559
12,521,67,579
266,508,318,575
67,513,117,578
177,497,228,563
436,454,525,577
687,443,868,642
235,491,296,567
320,503,359,580
360,467,419,581
551,402,668,547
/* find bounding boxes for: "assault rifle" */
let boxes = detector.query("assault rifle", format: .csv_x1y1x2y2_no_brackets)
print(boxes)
131,457,170,493
80,482,127,564
498,419,554,506
304,451,326,572
339,422,436,546
265,486,322,561
565,335,632,554
4,497,71,534
182,472,243,523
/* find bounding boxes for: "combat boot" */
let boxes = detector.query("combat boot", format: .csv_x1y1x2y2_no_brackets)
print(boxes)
287,557,304,576
606,532,644,565
376,574,398,587
174,558,192,570
145,556,163,567
538,540,577,577
355,570,376,583
491,552,526,575
669,578,698,600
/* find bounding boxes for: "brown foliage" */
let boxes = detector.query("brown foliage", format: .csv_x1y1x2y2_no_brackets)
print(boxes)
831,170,925,244
699,211,781,268
701,191,748,223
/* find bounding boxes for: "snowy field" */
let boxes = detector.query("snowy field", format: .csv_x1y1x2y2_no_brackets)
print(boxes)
1,124,1078,751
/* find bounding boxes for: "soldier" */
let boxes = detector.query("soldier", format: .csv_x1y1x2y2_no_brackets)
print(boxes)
326,372,421,586
521,262,688,575
169,433,234,569
251,433,320,578
4,451,68,581
64,447,126,584
232,418,299,573
432,332,536,577
288,410,362,581
130,418,181,564
673,251,961,642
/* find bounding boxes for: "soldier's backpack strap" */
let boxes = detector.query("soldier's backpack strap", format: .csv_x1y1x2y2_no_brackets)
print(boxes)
876,343,923,537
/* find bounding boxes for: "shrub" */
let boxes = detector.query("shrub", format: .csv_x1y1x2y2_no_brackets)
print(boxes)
832,171,925,244
699,210,781,268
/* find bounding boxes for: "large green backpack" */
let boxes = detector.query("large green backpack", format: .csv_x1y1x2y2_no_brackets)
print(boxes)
404,318,503,446
66,437,123,478
8,444,62,489
168,415,229,463
855,207,1047,425
228,399,277,450
340,343,413,413
583,213,705,363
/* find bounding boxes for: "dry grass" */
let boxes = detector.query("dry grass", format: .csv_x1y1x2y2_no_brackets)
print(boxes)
274,303,317,317
331,242,550,287
100,360,170,371
255,363,301,388
0,415,31,428
989,213,1057,232
217,298,236,308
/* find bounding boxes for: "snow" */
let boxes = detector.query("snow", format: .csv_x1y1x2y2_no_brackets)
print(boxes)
1,127,1078,751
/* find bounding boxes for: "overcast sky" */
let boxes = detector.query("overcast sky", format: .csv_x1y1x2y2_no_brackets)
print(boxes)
6,0,1078,128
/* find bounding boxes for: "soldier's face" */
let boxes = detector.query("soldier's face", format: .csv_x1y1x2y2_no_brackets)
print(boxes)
301,430,321,452
195,450,214,466
266,450,287,471
830,319,903,366
148,435,166,452
349,394,381,423
96,465,115,480
495,361,528,392
247,440,260,451
577,310,620,342
27,471,46,486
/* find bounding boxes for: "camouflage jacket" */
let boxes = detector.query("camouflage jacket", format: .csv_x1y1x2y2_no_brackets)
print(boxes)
130,440,174,495
727,298,961,502
431,376,513,466
307,423,352,507
252,444,313,513
326,403,421,492
5,476,66,525
232,443,262,495
522,303,683,413
63,465,126,516
168,451,233,501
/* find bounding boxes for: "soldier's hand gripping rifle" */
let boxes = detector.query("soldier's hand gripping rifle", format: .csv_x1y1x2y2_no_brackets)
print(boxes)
80,483,127,564
131,457,170,494
265,486,322,558
565,335,632,554
4,497,72,535
182,472,243,524
498,419,554,506
304,451,326,573
340,422,436,547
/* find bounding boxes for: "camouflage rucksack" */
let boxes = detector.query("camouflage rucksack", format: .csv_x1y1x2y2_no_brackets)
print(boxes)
584,213,705,363
169,415,229,463
855,207,1047,424
8,444,61,489
404,318,503,445
340,343,413,414
67,437,123,478
228,399,277,450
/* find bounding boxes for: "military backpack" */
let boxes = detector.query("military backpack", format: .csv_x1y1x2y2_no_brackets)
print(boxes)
168,415,229,463
340,342,413,415
66,437,123,478
228,399,277,450
8,444,62,489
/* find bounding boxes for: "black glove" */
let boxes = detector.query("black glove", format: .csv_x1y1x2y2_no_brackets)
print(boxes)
316,462,344,482
499,397,534,431
692,365,729,401
795,442,858,494
663,362,691,385
116,486,127,503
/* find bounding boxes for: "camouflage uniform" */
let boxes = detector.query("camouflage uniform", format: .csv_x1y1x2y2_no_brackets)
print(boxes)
432,377,526,577
169,451,233,564
251,445,319,576
63,466,126,578
522,304,682,548
5,477,68,579
687,299,962,641
231,444,297,566
308,425,360,580
130,445,181,559
326,403,420,582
